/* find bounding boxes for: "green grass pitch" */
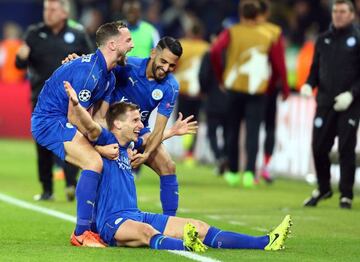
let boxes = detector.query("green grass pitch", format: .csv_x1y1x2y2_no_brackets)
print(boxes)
0,139,359,261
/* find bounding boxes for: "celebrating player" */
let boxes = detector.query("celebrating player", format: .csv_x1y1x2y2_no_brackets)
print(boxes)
31,21,134,247
64,80,292,251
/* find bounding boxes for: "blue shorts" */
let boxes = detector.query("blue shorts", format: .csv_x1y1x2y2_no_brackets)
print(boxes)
100,211,169,246
31,114,77,160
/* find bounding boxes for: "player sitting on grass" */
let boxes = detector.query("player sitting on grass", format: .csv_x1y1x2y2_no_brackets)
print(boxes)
64,81,292,251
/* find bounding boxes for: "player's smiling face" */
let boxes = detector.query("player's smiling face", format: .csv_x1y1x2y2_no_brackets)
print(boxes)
150,48,179,81
122,109,144,142
115,28,134,66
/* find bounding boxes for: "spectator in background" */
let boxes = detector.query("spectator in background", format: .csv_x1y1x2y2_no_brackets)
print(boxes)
211,0,284,188
199,31,229,175
123,0,160,58
301,0,360,209
15,0,93,201
257,0,290,183
0,22,25,84
175,19,209,165
79,7,104,45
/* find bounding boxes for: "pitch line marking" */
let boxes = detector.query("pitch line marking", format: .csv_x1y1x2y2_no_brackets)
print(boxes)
0,192,221,262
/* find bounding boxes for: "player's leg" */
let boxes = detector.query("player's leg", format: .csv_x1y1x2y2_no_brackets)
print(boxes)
64,131,104,240
113,219,191,250
146,144,178,216
32,117,103,245
165,215,292,250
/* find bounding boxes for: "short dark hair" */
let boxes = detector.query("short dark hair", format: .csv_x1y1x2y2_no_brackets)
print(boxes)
156,36,183,57
334,0,355,12
95,21,127,47
258,0,269,15
239,0,260,19
106,102,139,130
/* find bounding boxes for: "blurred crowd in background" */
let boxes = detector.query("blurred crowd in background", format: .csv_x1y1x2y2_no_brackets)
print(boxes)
2,0,360,86
0,0,358,125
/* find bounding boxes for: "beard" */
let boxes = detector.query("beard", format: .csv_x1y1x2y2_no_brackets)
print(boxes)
116,50,127,66
151,61,166,82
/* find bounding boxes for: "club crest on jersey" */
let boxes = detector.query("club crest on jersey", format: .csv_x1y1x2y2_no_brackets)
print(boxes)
152,89,163,100
347,36,356,47
78,89,91,102
64,32,75,43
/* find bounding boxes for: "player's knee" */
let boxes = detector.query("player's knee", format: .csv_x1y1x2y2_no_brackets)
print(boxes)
189,219,210,239
140,224,158,245
162,159,176,174
84,152,103,173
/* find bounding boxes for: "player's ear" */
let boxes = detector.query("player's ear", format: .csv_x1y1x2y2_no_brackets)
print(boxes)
114,119,122,130
150,48,157,59
108,40,116,51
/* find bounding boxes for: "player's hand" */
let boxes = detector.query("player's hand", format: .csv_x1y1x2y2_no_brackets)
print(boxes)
63,81,79,106
95,144,119,160
62,53,80,64
333,91,353,112
170,112,198,136
127,148,138,161
130,152,149,168
17,43,31,60
300,83,313,97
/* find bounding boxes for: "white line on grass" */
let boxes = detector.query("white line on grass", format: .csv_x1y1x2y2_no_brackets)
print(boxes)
0,192,221,262
168,251,221,262
0,192,76,223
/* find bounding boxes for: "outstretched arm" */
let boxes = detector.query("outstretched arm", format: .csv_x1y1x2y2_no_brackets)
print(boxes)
130,113,168,168
140,112,198,147
64,81,102,141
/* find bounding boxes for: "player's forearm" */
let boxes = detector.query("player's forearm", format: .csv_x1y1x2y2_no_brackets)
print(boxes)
71,103,101,141
162,128,175,141
143,131,163,156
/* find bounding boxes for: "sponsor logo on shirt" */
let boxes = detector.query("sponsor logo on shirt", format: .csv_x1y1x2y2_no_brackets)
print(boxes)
140,110,150,122
116,155,131,170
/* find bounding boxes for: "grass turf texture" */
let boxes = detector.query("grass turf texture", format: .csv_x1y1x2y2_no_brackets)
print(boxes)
0,139,359,261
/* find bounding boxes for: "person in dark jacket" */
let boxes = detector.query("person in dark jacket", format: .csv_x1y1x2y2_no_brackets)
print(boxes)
15,0,93,201
301,0,360,209
199,50,229,175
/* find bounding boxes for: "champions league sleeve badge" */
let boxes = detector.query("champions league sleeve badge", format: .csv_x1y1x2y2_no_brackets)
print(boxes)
152,89,163,100
78,89,92,102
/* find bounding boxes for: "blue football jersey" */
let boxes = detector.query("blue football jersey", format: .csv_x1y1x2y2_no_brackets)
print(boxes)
33,49,115,117
111,57,179,127
94,128,140,233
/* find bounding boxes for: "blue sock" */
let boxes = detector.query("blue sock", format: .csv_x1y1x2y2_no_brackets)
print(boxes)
75,170,101,235
204,227,269,249
149,234,185,250
160,175,178,216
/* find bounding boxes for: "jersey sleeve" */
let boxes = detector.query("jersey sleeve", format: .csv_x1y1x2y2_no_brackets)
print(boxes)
103,74,115,104
68,60,98,109
92,127,114,146
157,80,179,118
